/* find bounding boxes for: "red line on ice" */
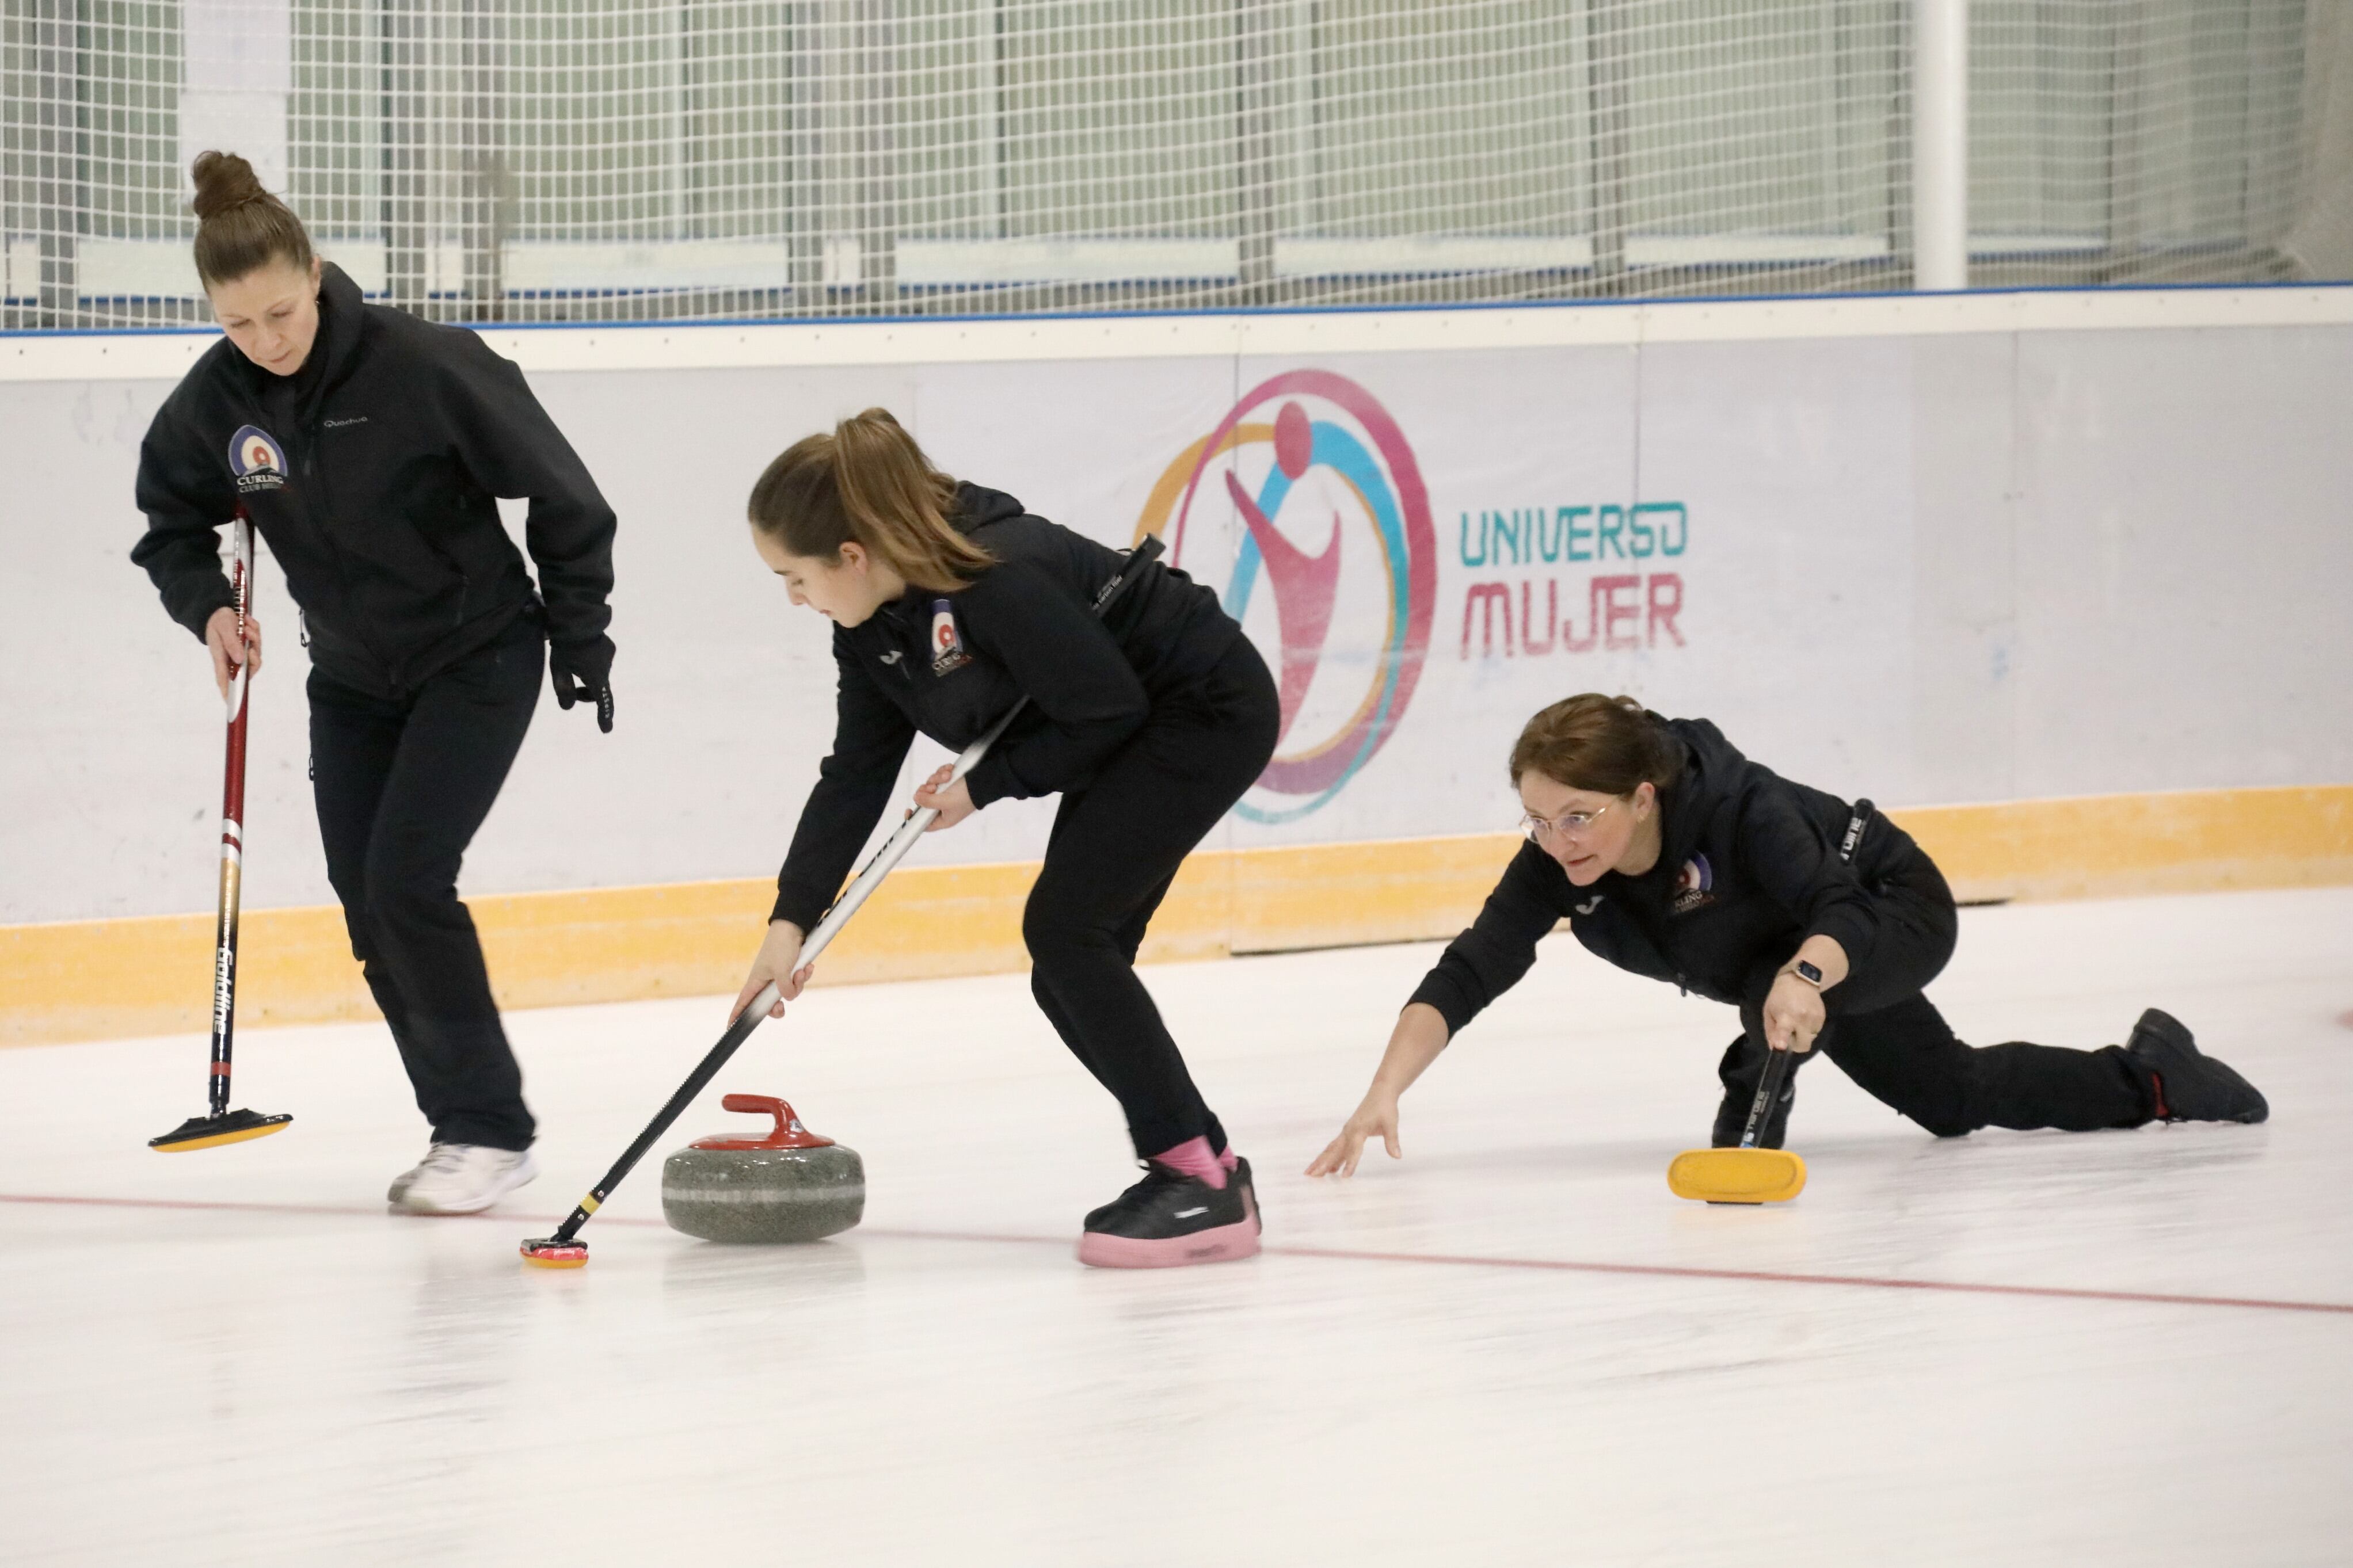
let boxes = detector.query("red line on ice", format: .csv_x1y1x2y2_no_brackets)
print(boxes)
4,1191,2346,1318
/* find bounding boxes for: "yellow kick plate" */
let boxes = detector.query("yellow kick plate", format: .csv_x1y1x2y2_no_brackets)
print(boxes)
150,1121,291,1153
1667,1147,1807,1204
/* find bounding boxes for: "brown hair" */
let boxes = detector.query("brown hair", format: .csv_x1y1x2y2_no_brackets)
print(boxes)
1509,693,1685,797
190,150,314,287
747,409,995,594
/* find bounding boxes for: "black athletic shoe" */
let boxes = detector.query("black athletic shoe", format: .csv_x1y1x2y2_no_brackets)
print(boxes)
1227,1155,1262,1234
2126,1008,2268,1124
1076,1159,1261,1269
1712,1071,1796,1149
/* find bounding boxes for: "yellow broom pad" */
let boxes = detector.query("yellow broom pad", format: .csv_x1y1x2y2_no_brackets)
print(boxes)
151,1120,290,1153
1666,1147,1807,1204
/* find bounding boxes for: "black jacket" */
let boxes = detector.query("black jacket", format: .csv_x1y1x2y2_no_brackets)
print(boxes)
131,262,615,698
1410,716,1906,1035
771,484,1240,929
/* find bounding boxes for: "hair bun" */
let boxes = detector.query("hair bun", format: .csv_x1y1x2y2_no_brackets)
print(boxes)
190,150,268,220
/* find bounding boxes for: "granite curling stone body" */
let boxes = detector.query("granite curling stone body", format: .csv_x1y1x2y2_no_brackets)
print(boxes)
661,1094,865,1243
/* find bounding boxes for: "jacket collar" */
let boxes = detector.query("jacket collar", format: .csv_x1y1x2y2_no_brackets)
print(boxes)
1651,768,1711,876
232,261,366,425
1605,724,1709,888
311,261,367,387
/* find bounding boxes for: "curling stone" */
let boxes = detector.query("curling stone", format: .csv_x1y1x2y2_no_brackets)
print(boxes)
661,1093,865,1243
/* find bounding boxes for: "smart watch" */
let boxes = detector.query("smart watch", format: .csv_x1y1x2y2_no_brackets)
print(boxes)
1791,959,1824,987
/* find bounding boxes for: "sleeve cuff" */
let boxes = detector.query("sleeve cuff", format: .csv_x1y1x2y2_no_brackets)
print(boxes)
173,580,237,640
770,884,825,932
1406,972,1479,1039
1807,909,1876,978
964,754,1013,810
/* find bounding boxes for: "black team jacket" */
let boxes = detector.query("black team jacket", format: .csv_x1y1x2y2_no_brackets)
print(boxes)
771,483,1240,931
1410,716,1922,1035
131,261,616,700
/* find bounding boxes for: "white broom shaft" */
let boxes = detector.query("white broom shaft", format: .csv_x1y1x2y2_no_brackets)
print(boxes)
796,703,1021,968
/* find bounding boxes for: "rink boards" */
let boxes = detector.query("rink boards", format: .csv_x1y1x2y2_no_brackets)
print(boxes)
7,783,2350,1044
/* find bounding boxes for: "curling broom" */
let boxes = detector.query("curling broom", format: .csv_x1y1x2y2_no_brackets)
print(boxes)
1664,800,1872,1204
151,513,292,1153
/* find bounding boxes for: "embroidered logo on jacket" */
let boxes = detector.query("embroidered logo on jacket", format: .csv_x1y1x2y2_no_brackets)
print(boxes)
929,599,972,676
322,415,368,429
1670,854,1716,915
227,425,287,494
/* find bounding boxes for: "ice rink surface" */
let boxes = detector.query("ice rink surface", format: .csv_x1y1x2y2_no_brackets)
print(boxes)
4,886,2350,1566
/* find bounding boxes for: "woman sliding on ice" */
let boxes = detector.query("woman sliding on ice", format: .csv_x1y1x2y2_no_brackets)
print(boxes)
732,410,1278,1267
1309,693,2267,1178
132,152,618,1214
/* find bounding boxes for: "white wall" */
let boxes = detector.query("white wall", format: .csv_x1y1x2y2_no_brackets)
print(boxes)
5,290,2350,924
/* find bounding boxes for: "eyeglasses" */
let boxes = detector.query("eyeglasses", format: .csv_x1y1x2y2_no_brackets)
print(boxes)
1521,802,1613,841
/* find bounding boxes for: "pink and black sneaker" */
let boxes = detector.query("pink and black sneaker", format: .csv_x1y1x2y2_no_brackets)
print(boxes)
1076,1143,1261,1269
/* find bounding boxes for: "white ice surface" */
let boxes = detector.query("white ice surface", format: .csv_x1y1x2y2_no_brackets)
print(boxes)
3,887,2350,1566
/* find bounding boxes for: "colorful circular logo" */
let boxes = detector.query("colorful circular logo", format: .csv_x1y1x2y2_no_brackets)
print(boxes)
227,424,285,476
1135,371,1436,822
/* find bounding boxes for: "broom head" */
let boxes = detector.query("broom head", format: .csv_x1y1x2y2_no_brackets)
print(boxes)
1666,1146,1806,1204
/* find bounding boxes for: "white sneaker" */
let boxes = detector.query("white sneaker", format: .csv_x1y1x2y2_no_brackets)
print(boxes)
391,1143,538,1215
386,1145,446,1205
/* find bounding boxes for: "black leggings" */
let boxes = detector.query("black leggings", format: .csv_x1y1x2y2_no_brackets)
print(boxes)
1718,829,2153,1139
1023,636,1281,1157
309,616,542,1150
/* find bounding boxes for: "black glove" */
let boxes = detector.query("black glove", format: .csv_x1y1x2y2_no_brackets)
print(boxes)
550,635,615,733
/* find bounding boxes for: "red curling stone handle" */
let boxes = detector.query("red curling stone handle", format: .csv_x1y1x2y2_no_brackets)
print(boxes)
691,1093,836,1151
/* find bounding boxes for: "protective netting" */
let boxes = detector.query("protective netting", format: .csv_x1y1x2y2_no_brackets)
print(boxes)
1,0,2339,329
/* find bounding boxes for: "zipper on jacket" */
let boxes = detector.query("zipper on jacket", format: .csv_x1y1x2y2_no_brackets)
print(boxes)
294,411,402,697
418,532,470,631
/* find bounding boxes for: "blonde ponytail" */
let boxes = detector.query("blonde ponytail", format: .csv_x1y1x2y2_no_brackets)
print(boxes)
747,409,995,594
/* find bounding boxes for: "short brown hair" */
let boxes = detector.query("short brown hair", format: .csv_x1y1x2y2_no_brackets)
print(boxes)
190,151,314,287
747,409,996,595
1509,693,1685,797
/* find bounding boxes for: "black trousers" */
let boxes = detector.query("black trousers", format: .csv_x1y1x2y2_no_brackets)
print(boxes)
1716,827,2153,1140
309,616,542,1150
1023,636,1281,1158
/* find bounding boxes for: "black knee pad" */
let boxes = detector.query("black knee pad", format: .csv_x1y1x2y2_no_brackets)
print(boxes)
1902,1069,1984,1139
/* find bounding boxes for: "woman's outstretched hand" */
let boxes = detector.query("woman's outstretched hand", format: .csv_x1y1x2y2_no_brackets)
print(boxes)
204,605,263,700
732,920,813,1023
1307,1093,1403,1178
1307,1002,1450,1177
913,765,977,832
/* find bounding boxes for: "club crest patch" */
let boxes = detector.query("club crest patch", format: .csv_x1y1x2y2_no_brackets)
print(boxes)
929,598,971,676
227,425,287,494
1670,853,1716,915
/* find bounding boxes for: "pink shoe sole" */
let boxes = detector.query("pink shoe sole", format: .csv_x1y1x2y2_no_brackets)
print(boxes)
1075,1215,1262,1269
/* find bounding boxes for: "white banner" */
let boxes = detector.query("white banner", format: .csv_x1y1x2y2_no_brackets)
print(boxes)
6,316,2350,922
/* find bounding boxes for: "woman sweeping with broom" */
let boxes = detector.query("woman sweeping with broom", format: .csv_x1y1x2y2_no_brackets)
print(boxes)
732,410,1279,1267
132,152,618,1213
1308,694,2267,1181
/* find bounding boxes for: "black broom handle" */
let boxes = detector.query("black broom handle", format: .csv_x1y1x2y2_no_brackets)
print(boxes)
1739,799,1874,1151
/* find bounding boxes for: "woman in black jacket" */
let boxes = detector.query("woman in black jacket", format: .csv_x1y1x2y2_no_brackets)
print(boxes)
732,410,1279,1268
1309,693,2267,1177
132,153,618,1215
